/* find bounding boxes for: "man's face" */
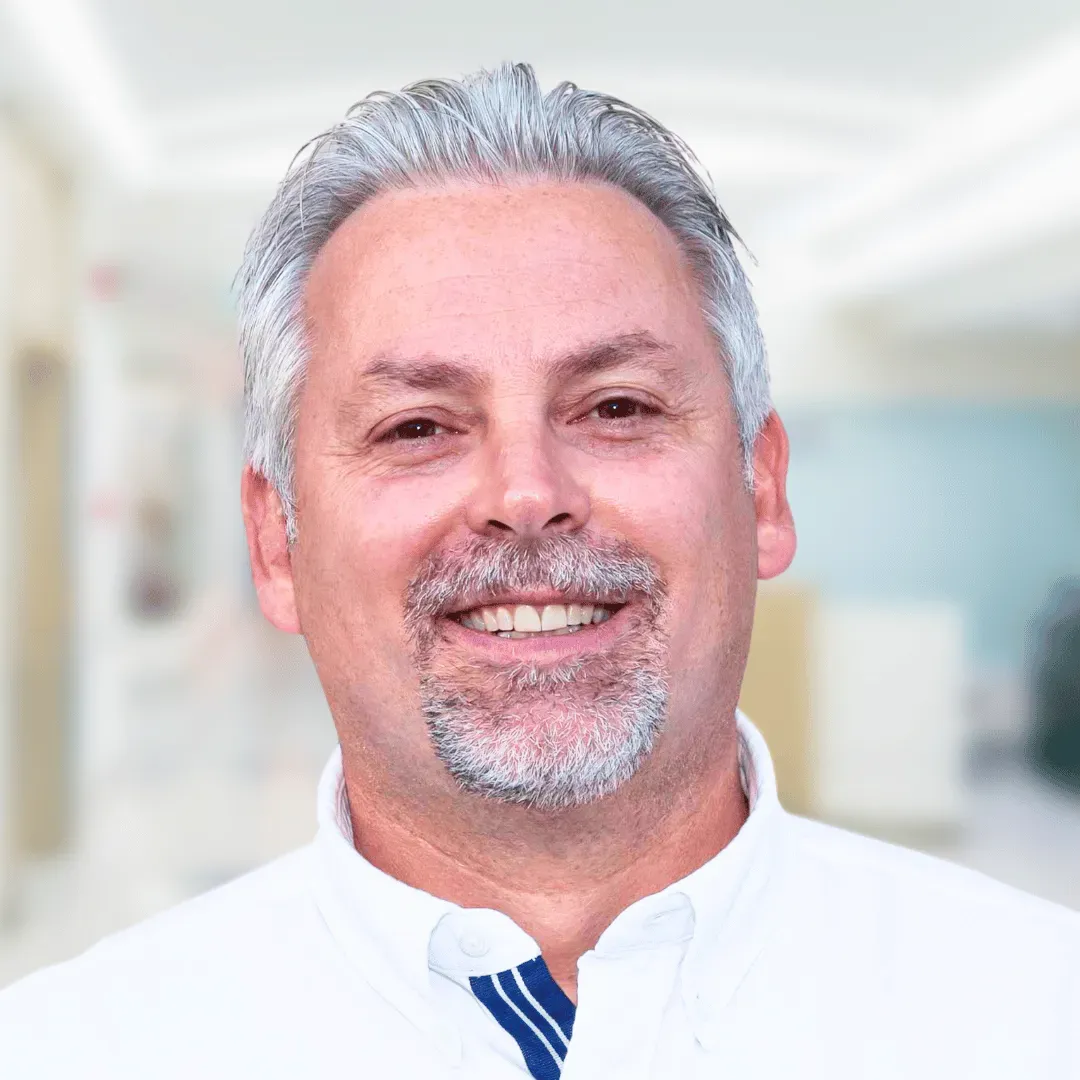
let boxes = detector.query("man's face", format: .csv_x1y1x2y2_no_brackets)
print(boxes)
245,180,794,811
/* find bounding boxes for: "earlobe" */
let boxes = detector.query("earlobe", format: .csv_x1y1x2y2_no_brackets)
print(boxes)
240,466,301,633
752,412,797,581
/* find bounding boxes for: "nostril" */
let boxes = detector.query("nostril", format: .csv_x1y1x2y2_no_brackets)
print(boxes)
487,519,513,532
545,512,572,528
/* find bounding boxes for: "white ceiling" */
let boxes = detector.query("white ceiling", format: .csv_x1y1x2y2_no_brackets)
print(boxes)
2,0,1079,343
91,0,1080,104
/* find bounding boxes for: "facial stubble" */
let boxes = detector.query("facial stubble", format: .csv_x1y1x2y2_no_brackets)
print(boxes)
404,535,671,811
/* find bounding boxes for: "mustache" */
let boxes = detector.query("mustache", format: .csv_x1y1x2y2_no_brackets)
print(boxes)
404,533,666,620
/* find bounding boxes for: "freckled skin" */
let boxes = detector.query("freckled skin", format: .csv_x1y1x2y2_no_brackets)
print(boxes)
242,179,796,998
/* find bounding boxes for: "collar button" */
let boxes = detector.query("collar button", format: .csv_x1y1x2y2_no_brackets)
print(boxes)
459,934,490,959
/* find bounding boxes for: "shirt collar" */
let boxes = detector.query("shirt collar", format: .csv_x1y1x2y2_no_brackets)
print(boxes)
309,710,786,1052
310,748,462,1059
567,713,784,1047
668,713,788,1048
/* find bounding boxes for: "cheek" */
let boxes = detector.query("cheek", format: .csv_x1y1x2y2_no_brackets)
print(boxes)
594,451,755,638
294,461,472,642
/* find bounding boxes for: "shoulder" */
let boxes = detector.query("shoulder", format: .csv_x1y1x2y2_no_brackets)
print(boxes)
778,812,1080,1010
718,813,1080,1075
0,846,331,1076
784,811,1079,935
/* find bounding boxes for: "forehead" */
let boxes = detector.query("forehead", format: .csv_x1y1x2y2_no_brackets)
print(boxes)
302,179,714,383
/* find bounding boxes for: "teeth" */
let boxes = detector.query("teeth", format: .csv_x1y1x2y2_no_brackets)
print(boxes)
540,604,568,631
513,605,543,632
459,602,615,634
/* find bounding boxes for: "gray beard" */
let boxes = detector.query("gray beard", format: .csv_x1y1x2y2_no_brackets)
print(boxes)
419,646,669,811
404,535,670,811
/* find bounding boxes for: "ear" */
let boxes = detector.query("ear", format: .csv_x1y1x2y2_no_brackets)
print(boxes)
241,465,301,633
752,411,797,581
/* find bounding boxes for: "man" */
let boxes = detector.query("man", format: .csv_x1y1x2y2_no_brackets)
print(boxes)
1,63,1077,1079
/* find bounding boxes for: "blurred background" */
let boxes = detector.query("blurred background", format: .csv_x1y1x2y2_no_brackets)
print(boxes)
1,0,1079,987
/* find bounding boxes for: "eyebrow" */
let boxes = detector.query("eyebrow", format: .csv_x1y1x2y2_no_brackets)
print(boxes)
357,355,489,395
339,331,689,431
359,332,682,393
544,331,685,388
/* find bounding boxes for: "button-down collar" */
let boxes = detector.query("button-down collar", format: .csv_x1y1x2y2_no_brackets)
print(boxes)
665,716,787,1048
310,761,462,1061
310,711,785,1058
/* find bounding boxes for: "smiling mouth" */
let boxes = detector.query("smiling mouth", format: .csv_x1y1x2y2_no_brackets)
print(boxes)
450,600,627,639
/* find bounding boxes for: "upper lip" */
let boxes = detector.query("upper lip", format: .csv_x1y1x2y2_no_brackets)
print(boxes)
445,590,631,615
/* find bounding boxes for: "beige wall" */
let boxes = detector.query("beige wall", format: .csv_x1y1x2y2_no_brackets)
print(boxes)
0,116,75,909
739,582,816,817
0,120,14,909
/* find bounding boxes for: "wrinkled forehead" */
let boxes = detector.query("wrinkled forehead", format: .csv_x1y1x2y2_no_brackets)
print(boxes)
301,179,717,392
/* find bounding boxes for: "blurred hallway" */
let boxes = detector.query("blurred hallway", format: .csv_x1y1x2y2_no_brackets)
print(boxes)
0,613,335,985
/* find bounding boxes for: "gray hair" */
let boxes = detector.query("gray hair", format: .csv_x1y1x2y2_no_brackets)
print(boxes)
237,62,770,535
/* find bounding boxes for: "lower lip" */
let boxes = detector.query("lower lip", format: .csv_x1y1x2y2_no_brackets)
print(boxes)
440,607,629,659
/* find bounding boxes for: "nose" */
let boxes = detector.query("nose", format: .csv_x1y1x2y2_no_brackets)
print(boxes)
464,424,591,540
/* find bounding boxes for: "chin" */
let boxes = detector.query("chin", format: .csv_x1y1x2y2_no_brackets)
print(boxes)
419,660,669,811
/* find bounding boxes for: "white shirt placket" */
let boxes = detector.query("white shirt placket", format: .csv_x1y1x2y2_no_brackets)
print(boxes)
560,899,695,1080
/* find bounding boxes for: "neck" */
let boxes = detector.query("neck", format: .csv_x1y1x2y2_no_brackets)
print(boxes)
342,727,748,1001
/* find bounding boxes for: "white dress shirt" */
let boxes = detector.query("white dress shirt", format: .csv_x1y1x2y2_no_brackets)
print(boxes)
1,713,1078,1078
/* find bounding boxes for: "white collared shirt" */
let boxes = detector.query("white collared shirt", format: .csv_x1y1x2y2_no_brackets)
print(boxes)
2,714,1078,1078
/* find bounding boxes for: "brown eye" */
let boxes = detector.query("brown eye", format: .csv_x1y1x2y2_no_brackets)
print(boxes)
593,398,645,420
389,418,444,440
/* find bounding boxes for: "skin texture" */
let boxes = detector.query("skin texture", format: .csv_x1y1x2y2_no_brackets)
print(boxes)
242,179,796,999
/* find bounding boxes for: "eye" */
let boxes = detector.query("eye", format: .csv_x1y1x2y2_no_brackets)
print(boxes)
589,397,655,421
384,417,446,441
